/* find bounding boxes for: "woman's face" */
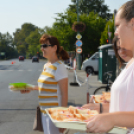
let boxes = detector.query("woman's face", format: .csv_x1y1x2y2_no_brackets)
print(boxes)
116,40,133,62
114,9,134,53
41,40,57,59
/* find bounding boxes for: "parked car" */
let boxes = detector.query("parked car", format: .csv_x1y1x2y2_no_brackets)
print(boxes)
32,56,39,63
19,56,24,61
81,52,99,74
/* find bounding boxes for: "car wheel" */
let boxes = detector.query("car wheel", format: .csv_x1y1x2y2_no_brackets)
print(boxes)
86,67,94,75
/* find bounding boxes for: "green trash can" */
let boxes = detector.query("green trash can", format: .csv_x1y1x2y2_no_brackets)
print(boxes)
98,44,116,84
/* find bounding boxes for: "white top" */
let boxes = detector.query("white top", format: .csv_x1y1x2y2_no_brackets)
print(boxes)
110,60,134,134
55,63,68,81
38,61,68,114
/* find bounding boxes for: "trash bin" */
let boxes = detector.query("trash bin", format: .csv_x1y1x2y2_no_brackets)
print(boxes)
98,44,116,83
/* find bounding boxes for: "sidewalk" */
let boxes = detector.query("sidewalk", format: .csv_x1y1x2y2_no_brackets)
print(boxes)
65,69,105,134
68,69,105,106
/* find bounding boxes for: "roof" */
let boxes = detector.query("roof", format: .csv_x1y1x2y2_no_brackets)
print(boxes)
98,44,113,50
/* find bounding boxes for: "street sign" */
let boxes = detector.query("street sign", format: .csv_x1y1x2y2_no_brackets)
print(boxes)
108,32,112,38
76,40,82,47
76,47,82,54
76,33,82,40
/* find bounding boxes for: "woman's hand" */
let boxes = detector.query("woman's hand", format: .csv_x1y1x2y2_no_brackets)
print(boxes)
20,90,31,94
82,103,100,113
20,85,38,93
86,114,114,133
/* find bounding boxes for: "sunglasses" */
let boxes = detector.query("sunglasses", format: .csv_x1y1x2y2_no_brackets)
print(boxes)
41,44,52,48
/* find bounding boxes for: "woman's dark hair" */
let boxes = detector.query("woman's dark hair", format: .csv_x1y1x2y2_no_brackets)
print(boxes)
119,0,134,22
40,34,69,60
113,36,125,69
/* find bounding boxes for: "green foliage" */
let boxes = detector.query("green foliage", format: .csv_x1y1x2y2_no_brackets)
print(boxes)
45,10,106,55
79,12,106,54
25,29,42,56
13,23,38,56
0,32,18,59
70,0,112,19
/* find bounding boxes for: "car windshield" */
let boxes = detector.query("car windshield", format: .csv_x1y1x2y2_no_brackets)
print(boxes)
93,53,99,59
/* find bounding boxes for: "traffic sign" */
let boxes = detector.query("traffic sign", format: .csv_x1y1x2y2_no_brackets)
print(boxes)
76,34,82,40
76,40,82,47
76,47,82,54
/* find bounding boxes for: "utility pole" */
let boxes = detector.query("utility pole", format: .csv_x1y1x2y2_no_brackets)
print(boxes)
108,25,112,44
114,9,117,31
76,0,81,70
114,9,119,77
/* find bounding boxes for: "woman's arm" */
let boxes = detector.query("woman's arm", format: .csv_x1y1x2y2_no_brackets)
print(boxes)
58,78,68,107
33,85,38,90
82,96,109,113
86,111,134,133
82,102,109,113
111,111,134,128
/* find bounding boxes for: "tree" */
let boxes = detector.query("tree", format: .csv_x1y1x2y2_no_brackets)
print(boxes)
79,12,106,54
13,23,37,55
25,29,42,56
0,32,18,59
45,10,106,55
46,12,75,51
69,0,112,19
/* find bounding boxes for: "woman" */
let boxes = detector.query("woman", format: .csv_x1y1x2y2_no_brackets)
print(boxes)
113,36,133,70
82,36,133,114
21,34,69,134
86,1,134,133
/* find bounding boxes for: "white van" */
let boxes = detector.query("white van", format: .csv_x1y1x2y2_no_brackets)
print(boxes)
81,52,99,74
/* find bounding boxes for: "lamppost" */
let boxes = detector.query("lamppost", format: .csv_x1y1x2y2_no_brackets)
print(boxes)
76,0,81,70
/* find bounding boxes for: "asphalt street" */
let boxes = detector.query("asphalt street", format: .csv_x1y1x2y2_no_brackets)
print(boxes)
0,59,104,134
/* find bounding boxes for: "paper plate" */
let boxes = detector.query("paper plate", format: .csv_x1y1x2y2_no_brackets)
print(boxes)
9,83,35,91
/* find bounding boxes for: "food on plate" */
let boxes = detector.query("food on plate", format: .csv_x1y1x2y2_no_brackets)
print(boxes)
47,106,98,122
94,92,110,103
9,83,34,91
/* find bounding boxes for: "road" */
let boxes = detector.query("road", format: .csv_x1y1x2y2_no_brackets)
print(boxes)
0,59,45,134
0,59,104,134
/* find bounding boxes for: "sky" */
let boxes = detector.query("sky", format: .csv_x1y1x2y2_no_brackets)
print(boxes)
0,0,129,36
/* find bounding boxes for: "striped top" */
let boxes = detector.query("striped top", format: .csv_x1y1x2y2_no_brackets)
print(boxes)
38,61,68,114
